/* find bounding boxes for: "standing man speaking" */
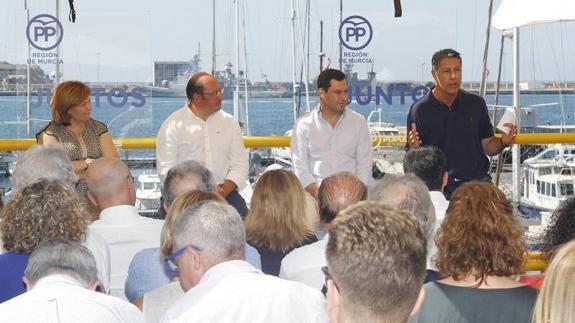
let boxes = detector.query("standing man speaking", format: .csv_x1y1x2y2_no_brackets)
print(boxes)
291,68,373,198
407,49,517,197
156,72,248,216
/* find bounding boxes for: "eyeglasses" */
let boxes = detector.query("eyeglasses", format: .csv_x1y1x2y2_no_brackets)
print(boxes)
166,244,203,272
321,266,339,294
201,88,224,97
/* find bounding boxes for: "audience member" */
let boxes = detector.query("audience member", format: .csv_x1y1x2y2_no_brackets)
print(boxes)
7,145,110,292
0,239,142,323
86,157,164,299
325,201,426,323
415,181,537,323
368,173,438,282
280,171,366,290
245,169,317,275
160,201,327,323
0,179,106,302
125,162,260,301
37,80,120,219
532,239,575,323
403,146,448,275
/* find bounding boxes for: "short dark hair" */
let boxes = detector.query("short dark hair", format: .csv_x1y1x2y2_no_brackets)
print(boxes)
317,68,346,91
185,72,212,100
541,197,575,258
431,48,462,69
403,146,446,191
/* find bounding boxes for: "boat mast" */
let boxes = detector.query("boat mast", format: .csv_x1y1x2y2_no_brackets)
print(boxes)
233,0,240,121
241,0,250,135
319,20,324,73
479,0,494,97
55,0,61,84
25,0,32,138
211,0,216,75
290,0,298,123
338,0,343,70
512,28,521,205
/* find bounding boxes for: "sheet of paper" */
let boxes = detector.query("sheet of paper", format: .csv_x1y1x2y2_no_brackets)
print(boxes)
497,108,516,134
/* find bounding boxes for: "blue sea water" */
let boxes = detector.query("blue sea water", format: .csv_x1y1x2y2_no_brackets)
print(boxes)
0,93,573,140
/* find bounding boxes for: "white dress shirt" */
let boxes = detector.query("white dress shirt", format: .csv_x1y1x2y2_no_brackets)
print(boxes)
291,106,373,188
428,191,449,270
156,106,248,188
161,260,328,323
279,234,328,291
143,281,183,323
89,205,164,299
84,228,111,294
0,274,142,323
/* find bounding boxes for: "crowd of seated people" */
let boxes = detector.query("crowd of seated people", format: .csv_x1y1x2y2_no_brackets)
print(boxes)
4,143,575,322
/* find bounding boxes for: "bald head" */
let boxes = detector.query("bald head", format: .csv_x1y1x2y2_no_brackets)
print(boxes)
86,157,135,208
318,172,367,224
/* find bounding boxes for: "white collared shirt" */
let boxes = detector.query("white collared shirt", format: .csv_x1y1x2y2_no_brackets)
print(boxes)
161,260,328,323
0,274,142,323
89,205,164,299
291,106,373,188
156,106,248,188
428,191,449,270
279,234,328,291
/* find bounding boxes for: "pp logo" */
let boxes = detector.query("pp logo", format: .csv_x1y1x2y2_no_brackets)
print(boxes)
338,15,373,51
26,14,64,51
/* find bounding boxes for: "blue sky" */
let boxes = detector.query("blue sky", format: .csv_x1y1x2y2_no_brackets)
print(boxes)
1,0,574,83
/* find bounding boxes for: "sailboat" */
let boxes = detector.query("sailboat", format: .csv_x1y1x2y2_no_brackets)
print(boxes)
491,0,575,220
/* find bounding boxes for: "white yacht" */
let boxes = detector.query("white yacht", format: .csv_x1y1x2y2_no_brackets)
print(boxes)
135,174,162,212
521,144,575,215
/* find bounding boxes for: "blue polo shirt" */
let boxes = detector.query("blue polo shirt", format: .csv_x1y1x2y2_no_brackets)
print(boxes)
0,252,29,303
406,88,493,181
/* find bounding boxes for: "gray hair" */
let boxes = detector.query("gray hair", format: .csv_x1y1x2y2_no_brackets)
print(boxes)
12,144,77,191
368,173,436,244
172,201,245,265
162,160,216,207
24,239,98,288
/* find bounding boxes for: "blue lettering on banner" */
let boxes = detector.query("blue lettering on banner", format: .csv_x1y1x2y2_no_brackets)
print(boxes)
30,87,147,108
339,15,373,51
26,14,64,51
348,85,430,106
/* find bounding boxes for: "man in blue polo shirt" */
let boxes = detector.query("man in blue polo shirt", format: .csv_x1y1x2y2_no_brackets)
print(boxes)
406,48,517,197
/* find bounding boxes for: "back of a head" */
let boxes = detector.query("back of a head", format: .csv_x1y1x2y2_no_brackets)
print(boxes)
436,181,524,281
246,169,310,251
368,174,435,243
162,160,216,207
326,201,426,323
533,239,575,323
12,144,77,191
403,146,446,191
0,178,89,253
25,239,98,289
318,171,367,224
86,157,131,203
540,197,575,258
171,200,245,266
160,190,225,259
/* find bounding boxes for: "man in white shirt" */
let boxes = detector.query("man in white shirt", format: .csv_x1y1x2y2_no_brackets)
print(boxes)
87,157,164,299
0,239,142,323
156,72,249,216
280,172,366,291
368,174,438,282
403,146,449,281
9,144,110,293
291,68,373,198
324,202,426,323
161,201,328,323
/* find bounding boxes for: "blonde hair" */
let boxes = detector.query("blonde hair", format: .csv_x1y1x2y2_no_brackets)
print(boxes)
50,81,91,126
160,190,224,259
533,239,575,323
245,169,312,251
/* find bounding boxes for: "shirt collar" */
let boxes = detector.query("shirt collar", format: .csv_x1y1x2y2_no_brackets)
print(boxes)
98,205,141,222
33,274,85,290
199,260,261,285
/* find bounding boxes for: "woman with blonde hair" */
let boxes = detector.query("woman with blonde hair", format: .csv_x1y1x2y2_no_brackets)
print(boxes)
245,169,317,276
533,239,575,323
415,181,537,323
37,81,119,219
